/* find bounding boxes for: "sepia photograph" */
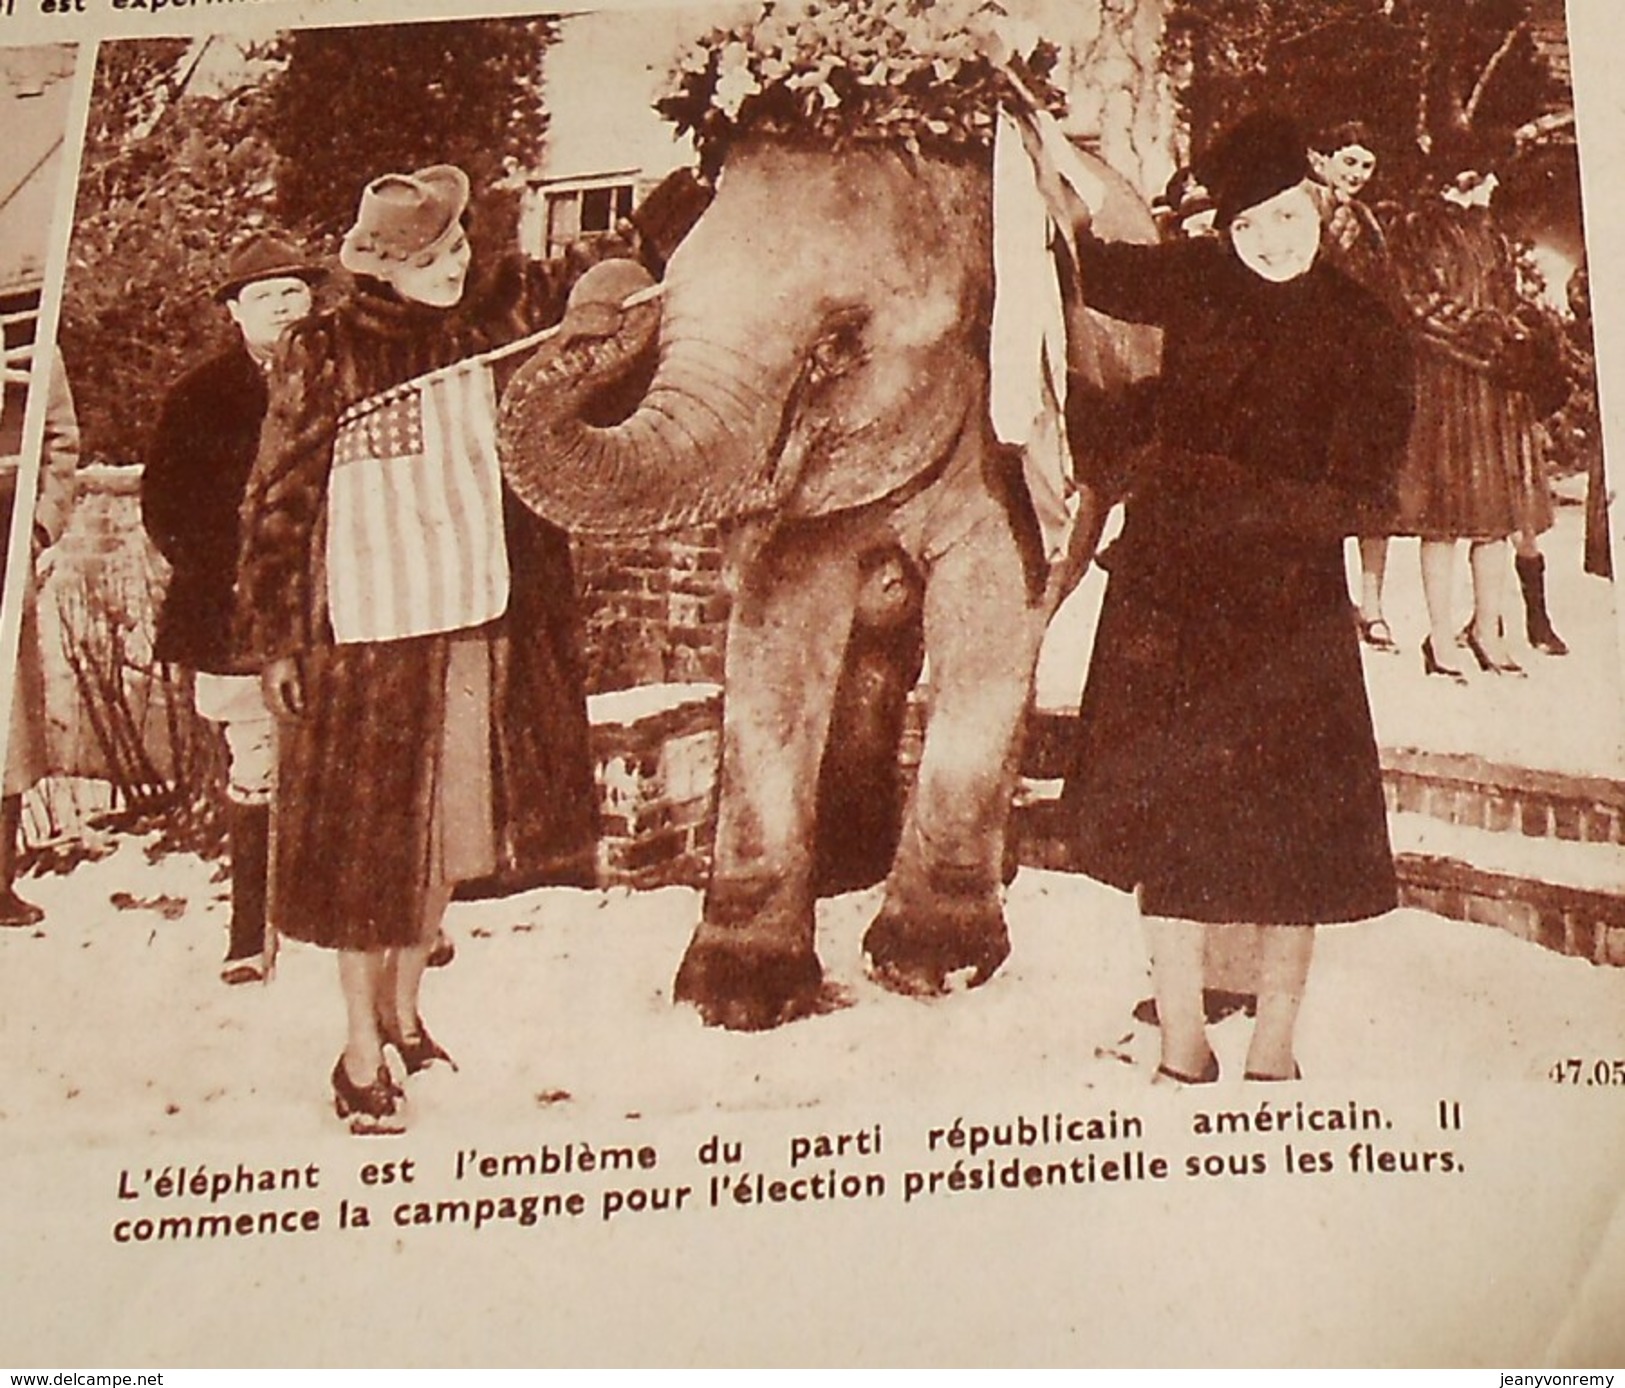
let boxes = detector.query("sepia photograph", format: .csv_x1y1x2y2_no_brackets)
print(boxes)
1,0,1624,1367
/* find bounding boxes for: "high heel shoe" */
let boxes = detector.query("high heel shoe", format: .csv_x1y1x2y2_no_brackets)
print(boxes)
1461,626,1526,676
384,1017,458,1076
1355,615,1399,653
331,1057,406,1135
1421,638,1468,683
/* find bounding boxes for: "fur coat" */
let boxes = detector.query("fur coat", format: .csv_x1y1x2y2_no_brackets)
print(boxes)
235,259,596,950
1061,233,1413,925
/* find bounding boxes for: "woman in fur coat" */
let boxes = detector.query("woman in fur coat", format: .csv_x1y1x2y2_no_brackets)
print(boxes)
1057,113,1414,1086
236,166,596,1133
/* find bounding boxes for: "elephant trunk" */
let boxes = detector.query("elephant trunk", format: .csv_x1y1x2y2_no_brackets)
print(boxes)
499,265,795,536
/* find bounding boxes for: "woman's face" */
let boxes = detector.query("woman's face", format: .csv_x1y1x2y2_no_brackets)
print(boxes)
385,229,472,308
1229,182,1322,283
1310,143,1377,198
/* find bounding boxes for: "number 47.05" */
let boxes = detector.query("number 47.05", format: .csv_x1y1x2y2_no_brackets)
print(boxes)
1548,1059,1625,1084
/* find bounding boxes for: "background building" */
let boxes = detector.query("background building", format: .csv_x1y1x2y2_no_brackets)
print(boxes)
0,44,74,455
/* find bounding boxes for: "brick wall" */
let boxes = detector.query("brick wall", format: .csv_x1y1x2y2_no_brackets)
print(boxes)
574,528,728,692
1381,748,1625,846
588,682,721,888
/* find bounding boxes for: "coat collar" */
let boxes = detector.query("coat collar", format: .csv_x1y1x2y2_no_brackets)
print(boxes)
344,278,460,339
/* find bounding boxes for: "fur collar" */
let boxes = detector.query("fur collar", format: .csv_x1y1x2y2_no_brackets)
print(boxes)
345,278,460,340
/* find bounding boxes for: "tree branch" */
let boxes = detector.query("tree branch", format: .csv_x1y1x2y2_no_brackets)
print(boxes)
1417,10,1433,154
1463,18,1529,128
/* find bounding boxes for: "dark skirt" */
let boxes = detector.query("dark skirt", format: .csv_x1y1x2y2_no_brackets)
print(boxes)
1061,558,1396,925
272,633,456,951
1393,351,1553,541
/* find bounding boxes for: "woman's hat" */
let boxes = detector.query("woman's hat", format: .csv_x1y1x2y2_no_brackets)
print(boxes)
1196,112,1310,228
213,233,327,302
339,164,471,277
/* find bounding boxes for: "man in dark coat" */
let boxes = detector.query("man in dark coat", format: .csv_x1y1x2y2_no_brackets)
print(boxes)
143,234,324,983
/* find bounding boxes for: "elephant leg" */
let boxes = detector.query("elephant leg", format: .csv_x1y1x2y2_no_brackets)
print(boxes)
864,487,1046,997
673,521,865,1030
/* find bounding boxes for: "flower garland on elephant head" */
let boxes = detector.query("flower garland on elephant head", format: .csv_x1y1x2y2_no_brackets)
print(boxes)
655,0,1070,178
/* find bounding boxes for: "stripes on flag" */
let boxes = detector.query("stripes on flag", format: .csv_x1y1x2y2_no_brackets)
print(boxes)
325,358,510,645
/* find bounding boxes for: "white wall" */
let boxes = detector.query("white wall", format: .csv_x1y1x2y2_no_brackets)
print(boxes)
538,6,730,187
532,0,1173,194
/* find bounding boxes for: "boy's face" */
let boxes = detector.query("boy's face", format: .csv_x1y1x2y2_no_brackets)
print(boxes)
228,276,314,352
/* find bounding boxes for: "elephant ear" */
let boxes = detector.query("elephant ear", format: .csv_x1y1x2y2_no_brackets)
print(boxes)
1060,149,1163,393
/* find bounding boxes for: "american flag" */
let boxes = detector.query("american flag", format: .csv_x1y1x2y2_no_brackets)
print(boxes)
325,359,510,645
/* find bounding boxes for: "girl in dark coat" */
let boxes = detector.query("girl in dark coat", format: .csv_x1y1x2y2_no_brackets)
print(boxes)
1058,113,1414,1084
237,166,596,1132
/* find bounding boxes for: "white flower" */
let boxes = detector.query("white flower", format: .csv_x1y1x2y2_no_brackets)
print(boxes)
714,48,763,119
676,42,712,77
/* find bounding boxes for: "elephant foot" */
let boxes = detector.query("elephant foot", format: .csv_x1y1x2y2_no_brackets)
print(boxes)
672,937,825,1031
672,873,823,1031
862,872,1011,998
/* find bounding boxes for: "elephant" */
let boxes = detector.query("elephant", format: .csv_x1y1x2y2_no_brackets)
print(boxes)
498,133,1158,1030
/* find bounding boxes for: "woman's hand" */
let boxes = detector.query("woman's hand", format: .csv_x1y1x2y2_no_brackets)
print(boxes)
261,655,306,720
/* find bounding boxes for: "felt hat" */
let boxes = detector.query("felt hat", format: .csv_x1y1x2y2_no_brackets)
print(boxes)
213,233,326,303
339,164,471,277
1197,112,1310,228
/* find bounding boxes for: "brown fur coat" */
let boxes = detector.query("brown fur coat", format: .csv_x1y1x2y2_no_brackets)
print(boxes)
236,262,596,950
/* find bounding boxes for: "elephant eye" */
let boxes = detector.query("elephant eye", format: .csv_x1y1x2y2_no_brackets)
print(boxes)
807,308,870,386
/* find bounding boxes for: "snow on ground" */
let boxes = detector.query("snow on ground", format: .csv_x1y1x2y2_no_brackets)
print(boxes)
1,495,1620,1145
3,830,1623,1148
588,680,721,726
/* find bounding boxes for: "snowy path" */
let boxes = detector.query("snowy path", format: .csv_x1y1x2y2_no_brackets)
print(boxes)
4,836,1623,1147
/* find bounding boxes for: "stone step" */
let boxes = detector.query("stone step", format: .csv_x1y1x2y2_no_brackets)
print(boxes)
1390,812,1625,966
578,692,1625,965
1381,746,1625,846
1010,789,1625,967
1023,708,1625,847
